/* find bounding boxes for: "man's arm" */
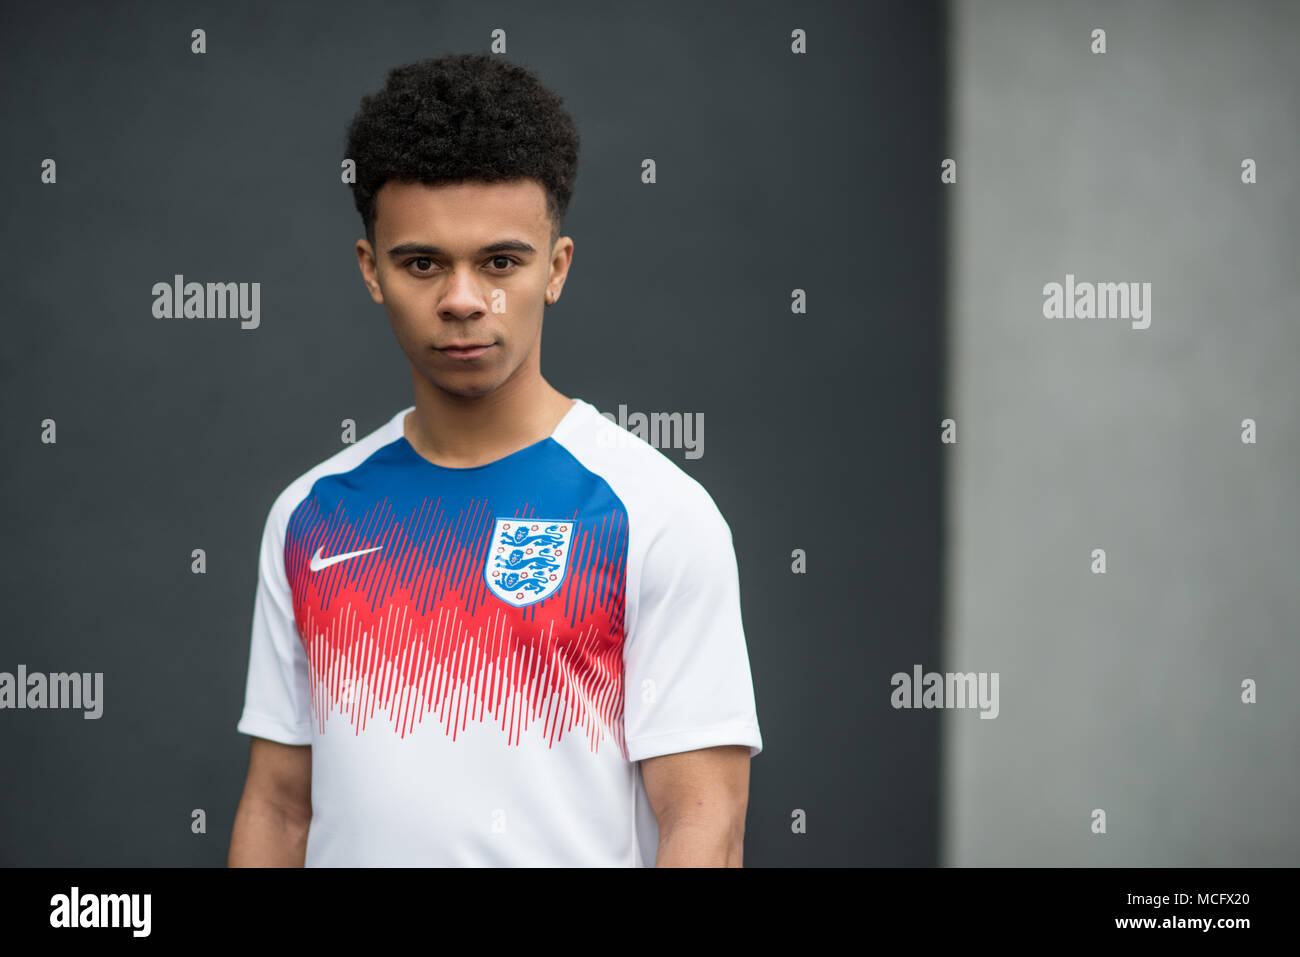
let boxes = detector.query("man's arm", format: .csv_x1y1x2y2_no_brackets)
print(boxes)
641,744,750,867
228,737,312,867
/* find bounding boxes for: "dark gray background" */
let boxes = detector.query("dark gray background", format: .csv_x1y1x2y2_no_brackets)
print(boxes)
0,1,947,864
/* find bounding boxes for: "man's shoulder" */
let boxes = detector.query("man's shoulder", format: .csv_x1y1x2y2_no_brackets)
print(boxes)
557,400,729,533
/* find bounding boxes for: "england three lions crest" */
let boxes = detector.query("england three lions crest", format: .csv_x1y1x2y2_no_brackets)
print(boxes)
484,519,575,607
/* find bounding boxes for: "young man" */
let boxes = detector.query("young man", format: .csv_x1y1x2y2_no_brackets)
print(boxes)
229,53,762,867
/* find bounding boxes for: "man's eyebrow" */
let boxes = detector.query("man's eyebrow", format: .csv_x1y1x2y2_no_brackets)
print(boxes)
386,239,537,257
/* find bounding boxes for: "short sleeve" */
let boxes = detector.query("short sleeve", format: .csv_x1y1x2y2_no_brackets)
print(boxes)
623,488,762,762
236,498,313,745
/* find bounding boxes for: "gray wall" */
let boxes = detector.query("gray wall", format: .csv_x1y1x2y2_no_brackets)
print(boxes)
943,0,1299,865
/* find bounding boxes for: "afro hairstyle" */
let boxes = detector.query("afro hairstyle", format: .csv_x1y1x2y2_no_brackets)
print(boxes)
343,53,581,249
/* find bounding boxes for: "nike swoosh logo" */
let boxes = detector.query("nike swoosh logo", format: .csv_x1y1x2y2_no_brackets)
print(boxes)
309,544,382,572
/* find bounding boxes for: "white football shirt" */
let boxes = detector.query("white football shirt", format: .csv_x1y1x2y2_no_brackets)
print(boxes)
236,398,762,866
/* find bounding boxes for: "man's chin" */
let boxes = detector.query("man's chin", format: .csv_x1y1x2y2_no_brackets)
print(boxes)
425,373,503,400
411,350,518,400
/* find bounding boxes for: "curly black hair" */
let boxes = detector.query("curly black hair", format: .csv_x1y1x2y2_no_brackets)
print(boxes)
343,53,581,248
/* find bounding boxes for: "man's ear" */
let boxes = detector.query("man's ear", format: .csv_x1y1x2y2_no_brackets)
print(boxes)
356,238,384,305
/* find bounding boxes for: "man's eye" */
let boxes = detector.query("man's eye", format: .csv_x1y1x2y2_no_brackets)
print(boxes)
406,256,516,274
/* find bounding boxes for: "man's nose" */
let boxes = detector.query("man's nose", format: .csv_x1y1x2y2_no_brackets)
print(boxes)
439,265,489,316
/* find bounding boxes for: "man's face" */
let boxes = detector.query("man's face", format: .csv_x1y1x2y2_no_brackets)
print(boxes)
357,178,572,399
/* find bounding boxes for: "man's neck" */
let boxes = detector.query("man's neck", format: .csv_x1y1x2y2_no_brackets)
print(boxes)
402,367,574,469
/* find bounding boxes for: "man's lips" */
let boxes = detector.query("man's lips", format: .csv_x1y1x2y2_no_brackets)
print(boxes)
438,343,495,359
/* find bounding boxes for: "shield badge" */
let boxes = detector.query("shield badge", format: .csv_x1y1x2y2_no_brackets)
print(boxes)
484,518,576,607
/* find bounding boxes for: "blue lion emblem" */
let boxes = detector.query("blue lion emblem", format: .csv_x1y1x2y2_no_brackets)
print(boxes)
484,519,576,607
